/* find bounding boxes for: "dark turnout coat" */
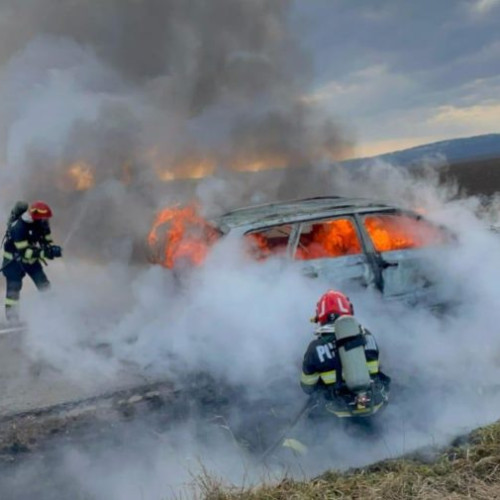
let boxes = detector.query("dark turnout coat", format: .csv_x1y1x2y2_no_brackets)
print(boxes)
300,323,380,395
3,217,53,266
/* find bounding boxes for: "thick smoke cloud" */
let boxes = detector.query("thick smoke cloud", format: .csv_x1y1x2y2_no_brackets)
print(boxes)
0,159,498,499
0,0,352,261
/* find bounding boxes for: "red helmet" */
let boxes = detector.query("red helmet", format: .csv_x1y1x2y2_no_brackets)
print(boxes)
29,201,53,220
315,289,354,325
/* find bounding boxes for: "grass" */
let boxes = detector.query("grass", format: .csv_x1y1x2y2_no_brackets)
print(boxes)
198,421,500,500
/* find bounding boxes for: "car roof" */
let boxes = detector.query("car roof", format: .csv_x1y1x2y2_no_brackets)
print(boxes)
213,196,401,232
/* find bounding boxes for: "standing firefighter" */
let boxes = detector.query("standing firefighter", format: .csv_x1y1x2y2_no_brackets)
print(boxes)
2,201,62,323
300,289,390,418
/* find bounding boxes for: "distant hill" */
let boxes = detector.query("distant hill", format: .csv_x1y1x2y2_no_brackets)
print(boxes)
344,133,500,168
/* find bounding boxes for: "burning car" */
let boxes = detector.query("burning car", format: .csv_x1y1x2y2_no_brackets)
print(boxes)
148,196,451,305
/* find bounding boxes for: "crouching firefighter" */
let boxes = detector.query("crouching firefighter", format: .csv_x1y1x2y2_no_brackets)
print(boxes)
300,290,391,418
1,201,63,323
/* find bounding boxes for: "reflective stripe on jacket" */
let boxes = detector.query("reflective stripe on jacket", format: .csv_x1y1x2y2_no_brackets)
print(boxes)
3,218,52,265
300,326,380,394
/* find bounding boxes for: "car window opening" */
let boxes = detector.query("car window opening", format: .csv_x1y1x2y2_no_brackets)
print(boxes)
364,214,447,252
295,218,362,260
246,225,292,260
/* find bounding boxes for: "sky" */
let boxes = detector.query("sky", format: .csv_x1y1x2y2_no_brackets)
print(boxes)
295,0,500,157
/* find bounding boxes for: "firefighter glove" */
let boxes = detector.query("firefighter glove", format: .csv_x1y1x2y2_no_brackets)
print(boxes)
51,245,63,258
44,245,63,260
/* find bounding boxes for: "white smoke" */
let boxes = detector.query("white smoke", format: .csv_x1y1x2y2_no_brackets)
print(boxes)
1,159,499,498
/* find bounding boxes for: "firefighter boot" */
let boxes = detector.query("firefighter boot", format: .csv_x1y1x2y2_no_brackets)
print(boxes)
5,304,20,325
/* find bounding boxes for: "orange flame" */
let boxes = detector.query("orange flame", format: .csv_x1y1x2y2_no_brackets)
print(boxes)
148,207,447,271
155,159,217,181
147,204,220,269
364,215,445,252
244,232,289,260
58,161,95,191
147,146,306,182
296,219,362,260
246,215,445,261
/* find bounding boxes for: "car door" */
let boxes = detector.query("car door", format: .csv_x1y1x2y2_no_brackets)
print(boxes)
289,217,375,291
359,212,450,302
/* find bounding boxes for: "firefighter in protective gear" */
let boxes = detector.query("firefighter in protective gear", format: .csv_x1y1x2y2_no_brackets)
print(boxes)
300,290,390,416
2,201,63,323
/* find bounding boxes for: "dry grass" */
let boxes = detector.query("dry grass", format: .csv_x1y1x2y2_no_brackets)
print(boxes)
199,421,500,500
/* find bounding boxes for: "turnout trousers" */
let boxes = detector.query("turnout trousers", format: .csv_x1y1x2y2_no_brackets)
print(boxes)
2,259,50,322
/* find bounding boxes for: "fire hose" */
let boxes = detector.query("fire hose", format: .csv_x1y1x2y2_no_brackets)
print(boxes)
260,396,316,462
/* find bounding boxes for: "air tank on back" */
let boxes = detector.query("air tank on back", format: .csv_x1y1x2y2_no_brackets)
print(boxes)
335,315,371,391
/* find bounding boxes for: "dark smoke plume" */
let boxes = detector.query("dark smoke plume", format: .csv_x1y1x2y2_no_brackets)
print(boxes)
0,0,353,260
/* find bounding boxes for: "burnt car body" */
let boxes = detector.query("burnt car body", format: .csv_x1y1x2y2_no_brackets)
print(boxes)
211,196,450,305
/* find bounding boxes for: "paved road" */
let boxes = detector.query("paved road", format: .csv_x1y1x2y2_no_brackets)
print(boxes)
0,327,153,417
